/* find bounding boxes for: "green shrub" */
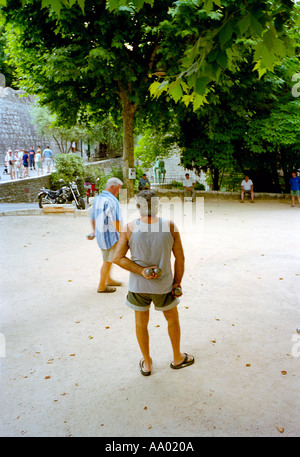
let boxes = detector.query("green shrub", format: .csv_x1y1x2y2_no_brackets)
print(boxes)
85,165,124,193
194,182,206,190
51,154,86,194
171,181,183,188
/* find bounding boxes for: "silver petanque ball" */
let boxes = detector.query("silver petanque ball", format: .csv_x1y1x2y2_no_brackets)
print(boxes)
296,327,300,335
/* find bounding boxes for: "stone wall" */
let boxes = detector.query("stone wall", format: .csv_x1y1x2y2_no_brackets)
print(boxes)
0,158,122,203
0,87,58,164
84,157,123,175
0,175,51,203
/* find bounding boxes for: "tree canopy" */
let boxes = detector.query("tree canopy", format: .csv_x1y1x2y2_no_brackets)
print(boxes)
0,0,299,196
175,55,300,192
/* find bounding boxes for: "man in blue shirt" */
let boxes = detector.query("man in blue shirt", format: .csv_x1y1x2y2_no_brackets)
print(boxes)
43,146,53,173
90,177,123,293
289,172,300,207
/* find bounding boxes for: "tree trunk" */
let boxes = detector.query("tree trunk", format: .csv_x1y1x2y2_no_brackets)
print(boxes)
211,167,220,190
119,88,138,201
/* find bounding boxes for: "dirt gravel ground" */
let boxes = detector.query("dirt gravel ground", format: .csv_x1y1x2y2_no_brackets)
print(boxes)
0,198,299,437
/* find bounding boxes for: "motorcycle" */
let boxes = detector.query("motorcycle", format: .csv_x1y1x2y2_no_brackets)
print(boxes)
84,177,99,204
38,179,85,210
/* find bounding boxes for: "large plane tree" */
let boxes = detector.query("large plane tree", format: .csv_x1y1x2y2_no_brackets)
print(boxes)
1,0,297,197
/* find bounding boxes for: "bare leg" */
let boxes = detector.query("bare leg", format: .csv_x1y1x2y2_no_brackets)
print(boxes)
163,307,193,366
135,310,152,372
291,195,295,207
97,261,113,291
106,264,122,286
163,307,181,362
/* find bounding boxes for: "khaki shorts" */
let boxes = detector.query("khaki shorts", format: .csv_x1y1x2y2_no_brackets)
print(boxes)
101,244,116,262
126,291,180,312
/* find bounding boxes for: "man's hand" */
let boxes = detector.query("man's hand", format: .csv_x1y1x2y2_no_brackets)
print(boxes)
141,266,161,279
172,283,182,297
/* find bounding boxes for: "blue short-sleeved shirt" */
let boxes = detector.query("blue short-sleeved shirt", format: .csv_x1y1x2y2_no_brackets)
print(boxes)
289,176,300,191
43,149,53,158
90,190,122,250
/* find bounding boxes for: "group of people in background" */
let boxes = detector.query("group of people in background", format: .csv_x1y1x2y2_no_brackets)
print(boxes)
3,146,54,180
138,170,300,208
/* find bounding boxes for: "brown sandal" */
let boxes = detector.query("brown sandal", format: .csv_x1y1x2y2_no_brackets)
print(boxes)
97,286,116,293
170,353,194,369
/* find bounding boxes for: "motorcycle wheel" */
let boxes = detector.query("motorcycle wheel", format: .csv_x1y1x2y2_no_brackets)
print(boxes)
38,194,51,208
76,196,86,210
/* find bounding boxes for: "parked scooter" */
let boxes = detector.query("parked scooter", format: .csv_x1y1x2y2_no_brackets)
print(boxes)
84,177,99,204
38,178,85,209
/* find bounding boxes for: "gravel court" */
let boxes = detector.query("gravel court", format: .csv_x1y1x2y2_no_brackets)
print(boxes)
0,198,299,437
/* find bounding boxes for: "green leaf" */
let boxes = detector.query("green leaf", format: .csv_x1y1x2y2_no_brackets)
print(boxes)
106,0,122,11
238,14,251,35
219,22,234,46
182,94,194,107
193,93,208,111
169,80,183,102
149,81,160,97
194,75,210,95
76,0,84,13
250,15,264,37
50,0,63,14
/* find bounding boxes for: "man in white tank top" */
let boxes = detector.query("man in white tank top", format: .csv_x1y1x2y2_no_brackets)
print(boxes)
113,190,194,376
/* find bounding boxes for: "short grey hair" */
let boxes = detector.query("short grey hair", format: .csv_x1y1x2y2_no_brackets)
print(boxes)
136,190,159,217
105,177,123,189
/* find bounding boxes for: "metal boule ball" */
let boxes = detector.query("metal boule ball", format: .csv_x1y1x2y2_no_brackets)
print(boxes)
144,268,154,277
153,267,162,277
173,287,182,296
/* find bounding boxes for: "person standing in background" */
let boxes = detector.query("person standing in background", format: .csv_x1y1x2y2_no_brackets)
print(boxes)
289,172,300,207
35,146,43,176
43,146,53,173
22,150,29,177
89,177,123,293
28,146,35,170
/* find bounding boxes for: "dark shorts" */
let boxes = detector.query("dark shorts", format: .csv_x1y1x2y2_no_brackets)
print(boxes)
126,291,180,312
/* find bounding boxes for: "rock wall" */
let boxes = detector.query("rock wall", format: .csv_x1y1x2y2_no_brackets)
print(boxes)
0,175,51,203
0,87,58,164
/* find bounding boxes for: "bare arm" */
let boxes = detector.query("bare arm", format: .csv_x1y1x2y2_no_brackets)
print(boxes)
91,219,95,235
113,227,143,274
113,224,160,279
170,221,185,288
